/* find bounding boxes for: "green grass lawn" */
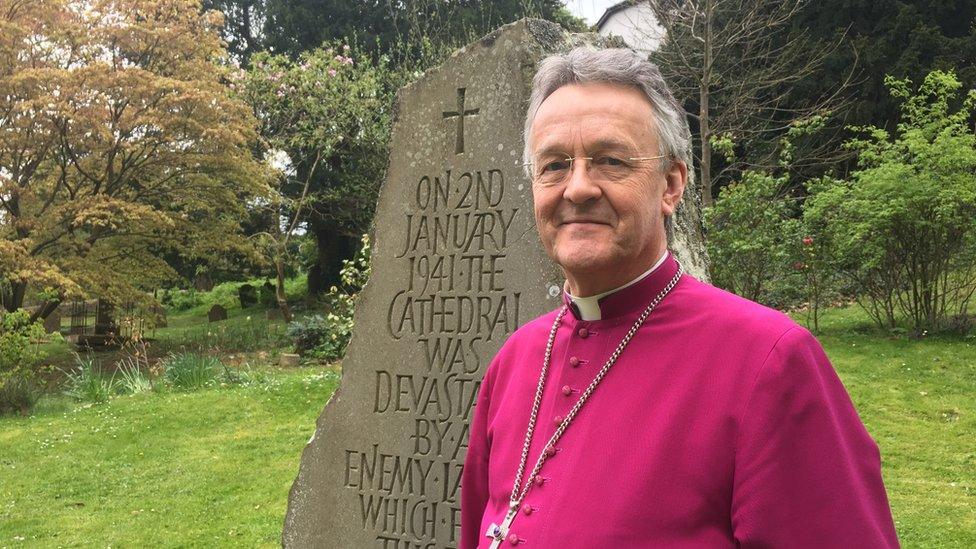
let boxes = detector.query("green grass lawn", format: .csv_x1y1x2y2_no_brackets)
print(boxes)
1,302,974,547
797,306,976,547
0,367,339,547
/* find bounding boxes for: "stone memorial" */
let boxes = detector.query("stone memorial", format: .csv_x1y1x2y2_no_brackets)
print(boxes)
63,299,120,348
93,299,116,336
193,272,214,292
283,19,709,548
238,284,257,309
208,304,227,323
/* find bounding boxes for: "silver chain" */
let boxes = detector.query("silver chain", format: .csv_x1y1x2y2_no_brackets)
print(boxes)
507,262,684,514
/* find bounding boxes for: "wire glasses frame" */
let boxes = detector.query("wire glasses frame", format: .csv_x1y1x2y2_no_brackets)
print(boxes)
523,154,669,184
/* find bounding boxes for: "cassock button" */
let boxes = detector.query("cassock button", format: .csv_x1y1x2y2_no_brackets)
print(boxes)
561,385,572,396
507,533,520,545
522,505,533,516
545,447,557,458
577,327,589,338
533,475,545,486
569,356,580,367
553,415,563,425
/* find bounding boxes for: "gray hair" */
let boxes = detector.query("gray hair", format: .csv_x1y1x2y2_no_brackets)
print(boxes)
523,47,693,188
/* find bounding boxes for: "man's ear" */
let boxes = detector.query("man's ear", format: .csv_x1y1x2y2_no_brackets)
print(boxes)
661,160,688,217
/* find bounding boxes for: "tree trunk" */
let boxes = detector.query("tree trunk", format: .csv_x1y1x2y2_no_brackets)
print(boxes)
700,0,714,207
275,250,294,323
700,90,712,206
29,299,60,324
307,219,357,295
1,281,27,313
272,190,294,323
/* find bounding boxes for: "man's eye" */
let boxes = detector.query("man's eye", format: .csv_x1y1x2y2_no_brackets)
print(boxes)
594,156,625,167
542,160,570,172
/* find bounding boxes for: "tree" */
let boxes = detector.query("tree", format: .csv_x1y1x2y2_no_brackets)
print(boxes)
210,1,585,294
791,0,976,140
647,0,853,205
1,0,269,318
803,70,976,334
237,42,393,315
261,0,584,61
203,0,267,64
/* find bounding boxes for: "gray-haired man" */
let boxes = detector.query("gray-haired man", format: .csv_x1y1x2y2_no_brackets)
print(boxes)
460,47,899,548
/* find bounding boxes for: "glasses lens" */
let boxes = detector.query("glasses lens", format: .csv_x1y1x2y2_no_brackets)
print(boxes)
533,157,571,184
531,155,656,184
591,156,634,182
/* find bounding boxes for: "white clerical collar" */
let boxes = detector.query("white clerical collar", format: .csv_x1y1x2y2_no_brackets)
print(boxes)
565,250,669,321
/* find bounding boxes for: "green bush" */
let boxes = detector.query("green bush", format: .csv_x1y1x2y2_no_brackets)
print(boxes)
218,362,270,387
0,310,52,414
161,288,206,312
116,361,153,394
114,340,155,394
63,355,115,404
286,315,331,354
164,353,219,390
704,171,799,307
804,70,976,334
286,234,370,361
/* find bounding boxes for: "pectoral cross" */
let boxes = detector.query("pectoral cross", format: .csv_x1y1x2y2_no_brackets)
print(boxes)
485,509,517,549
443,87,479,154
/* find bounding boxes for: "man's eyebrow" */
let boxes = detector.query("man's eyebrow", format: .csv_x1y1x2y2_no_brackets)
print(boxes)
586,138,640,152
532,143,570,157
533,137,640,157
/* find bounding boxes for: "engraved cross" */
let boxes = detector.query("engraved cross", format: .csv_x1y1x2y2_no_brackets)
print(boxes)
443,87,480,154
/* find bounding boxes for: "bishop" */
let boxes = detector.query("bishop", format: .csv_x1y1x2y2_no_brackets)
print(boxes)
459,47,899,548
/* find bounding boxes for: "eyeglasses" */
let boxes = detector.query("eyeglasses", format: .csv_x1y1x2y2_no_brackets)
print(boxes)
524,154,668,186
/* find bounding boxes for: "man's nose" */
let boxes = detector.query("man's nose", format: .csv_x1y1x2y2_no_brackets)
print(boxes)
562,158,602,204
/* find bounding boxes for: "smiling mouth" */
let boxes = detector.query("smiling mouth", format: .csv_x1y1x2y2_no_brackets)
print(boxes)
561,220,608,226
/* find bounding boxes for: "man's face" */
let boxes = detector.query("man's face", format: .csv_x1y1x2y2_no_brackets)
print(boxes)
529,82,686,291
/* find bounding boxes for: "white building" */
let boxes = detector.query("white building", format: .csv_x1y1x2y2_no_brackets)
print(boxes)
595,1,665,55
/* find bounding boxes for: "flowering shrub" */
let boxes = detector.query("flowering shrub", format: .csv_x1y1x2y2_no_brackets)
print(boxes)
286,234,371,361
235,41,398,235
791,226,840,333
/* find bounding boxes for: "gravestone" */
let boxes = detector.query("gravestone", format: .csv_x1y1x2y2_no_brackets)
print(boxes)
193,273,214,292
238,284,257,309
283,19,710,548
208,304,227,323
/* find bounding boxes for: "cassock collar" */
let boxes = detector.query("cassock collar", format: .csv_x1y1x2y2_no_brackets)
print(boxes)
562,250,678,321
